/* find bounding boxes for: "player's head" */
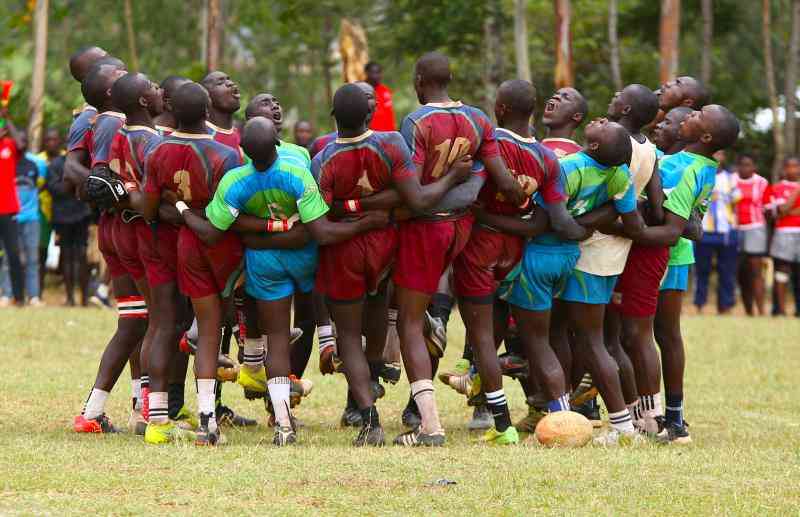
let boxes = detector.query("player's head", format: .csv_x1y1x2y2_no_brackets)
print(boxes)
332,83,370,131
736,153,756,178
783,156,800,181
678,104,739,152
354,81,376,124
542,87,588,131
414,52,452,104
172,82,209,128
495,79,536,126
111,72,164,118
201,70,241,114
160,76,191,114
652,106,692,152
293,120,313,147
43,128,62,155
607,84,659,130
658,75,709,111
584,118,632,167
69,46,107,82
81,63,127,109
241,116,279,166
365,61,382,87
245,93,283,132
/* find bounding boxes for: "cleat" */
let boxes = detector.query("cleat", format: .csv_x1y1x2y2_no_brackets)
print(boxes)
216,405,257,427
273,425,297,446
73,414,119,434
443,372,472,396
481,426,520,445
144,421,195,444
656,420,692,445
498,352,528,379
467,404,494,430
379,362,402,384
217,353,235,369
217,365,240,383
393,427,445,447
570,383,598,407
514,405,547,433
401,399,422,428
371,381,385,401
353,423,385,447
340,407,362,428
319,346,338,375
290,375,313,407
128,408,147,435
572,399,603,428
437,358,471,385
593,429,645,447
290,327,303,345
178,333,195,355
171,405,198,430
423,311,447,358
237,366,267,393
467,374,485,406
195,413,224,446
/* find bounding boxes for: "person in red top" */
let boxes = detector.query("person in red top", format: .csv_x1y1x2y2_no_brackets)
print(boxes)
733,153,769,316
365,62,396,132
541,87,588,158
0,111,24,305
201,71,241,151
765,156,800,315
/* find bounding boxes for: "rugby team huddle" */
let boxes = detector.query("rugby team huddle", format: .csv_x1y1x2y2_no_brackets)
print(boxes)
65,43,739,448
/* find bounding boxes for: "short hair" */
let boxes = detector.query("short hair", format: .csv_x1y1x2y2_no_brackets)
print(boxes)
680,76,710,108
597,121,633,166
69,46,106,81
574,90,589,118
172,82,209,126
623,84,659,129
736,152,755,163
497,80,536,115
332,83,370,130
161,75,190,98
89,56,126,73
707,105,739,150
111,73,147,113
241,117,278,163
415,52,451,87
364,61,380,72
784,155,800,165
81,64,118,108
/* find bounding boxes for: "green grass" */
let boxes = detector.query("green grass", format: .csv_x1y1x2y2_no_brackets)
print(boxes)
2,306,800,516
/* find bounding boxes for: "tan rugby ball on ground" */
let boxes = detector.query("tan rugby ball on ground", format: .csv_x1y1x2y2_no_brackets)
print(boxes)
534,411,593,447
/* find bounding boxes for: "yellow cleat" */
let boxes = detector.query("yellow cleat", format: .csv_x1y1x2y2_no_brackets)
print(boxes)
237,365,267,393
171,405,198,430
144,421,196,445
481,426,519,445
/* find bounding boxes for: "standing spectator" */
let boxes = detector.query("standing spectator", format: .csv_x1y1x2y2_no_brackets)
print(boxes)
37,128,63,289
0,112,25,306
765,156,800,316
293,120,314,150
694,150,738,314
733,153,769,316
47,148,92,306
365,61,396,131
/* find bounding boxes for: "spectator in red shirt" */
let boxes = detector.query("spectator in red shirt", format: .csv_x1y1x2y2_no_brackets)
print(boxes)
365,62,396,131
733,153,769,316
765,156,800,315
0,110,26,306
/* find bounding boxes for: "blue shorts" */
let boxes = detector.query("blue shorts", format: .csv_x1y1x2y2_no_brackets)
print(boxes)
659,264,689,292
558,269,619,305
244,242,318,301
500,243,580,312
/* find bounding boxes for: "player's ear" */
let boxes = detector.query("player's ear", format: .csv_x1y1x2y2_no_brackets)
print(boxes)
681,98,694,108
588,141,600,152
700,132,713,144
572,112,584,124
138,95,148,109
622,104,632,116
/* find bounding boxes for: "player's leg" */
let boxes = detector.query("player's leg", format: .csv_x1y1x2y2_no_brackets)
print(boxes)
654,286,691,444
717,234,738,314
692,238,713,312
290,291,316,378
738,255,754,315
621,315,662,433
750,255,765,316
190,293,224,445
257,295,296,445
773,259,791,316
603,308,638,413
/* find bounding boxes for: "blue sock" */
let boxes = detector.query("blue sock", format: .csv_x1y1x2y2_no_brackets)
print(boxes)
547,394,570,413
665,393,683,426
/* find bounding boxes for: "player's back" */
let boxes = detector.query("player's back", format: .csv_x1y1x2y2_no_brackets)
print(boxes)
659,150,716,200
88,111,126,167
561,151,632,217
310,131,337,158
109,125,162,192
67,106,98,154
206,121,241,151
541,137,582,158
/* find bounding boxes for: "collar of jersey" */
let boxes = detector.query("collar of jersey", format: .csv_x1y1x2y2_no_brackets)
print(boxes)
336,130,373,144
682,150,717,167
123,125,158,134
542,137,579,146
170,131,212,140
496,127,536,143
73,104,96,116
101,111,126,120
155,124,175,133
425,101,463,109
206,121,234,134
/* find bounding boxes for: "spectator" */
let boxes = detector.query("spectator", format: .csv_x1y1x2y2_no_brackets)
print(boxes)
0,112,25,306
733,153,769,316
765,156,800,316
293,120,314,150
694,150,738,314
37,128,63,289
47,147,92,306
365,61,396,131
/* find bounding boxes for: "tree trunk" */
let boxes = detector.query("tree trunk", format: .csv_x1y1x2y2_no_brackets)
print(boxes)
339,18,369,83
763,0,784,180
554,0,574,88
123,0,139,72
205,0,221,72
659,0,681,84
608,0,622,91
784,0,800,156
701,0,713,86
484,0,505,114
514,0,531,83
321,14,334,114
28,0,48,154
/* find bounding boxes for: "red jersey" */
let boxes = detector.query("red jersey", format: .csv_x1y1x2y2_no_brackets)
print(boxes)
541,137,582,158
206,121,241,151
313,130,415,208
400,101,497,185
87,111,126,167
109,125,162,193
144,132,241,210
479,129,566,216
156,125,175,137
369,83,397,132
734,174,768,229
0,137,19,215
765,180,800,232
309,131,337,158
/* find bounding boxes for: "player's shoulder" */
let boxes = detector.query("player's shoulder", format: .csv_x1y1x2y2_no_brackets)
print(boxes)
460,103,492,122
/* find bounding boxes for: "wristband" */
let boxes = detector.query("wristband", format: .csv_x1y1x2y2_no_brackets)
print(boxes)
266,219,289,232
175,201,189,215
344,199,362,213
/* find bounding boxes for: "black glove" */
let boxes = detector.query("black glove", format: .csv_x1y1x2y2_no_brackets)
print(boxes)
84,165,128,211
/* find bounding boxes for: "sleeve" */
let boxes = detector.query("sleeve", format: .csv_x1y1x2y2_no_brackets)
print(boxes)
67,115,90,153
609,165,636,214
474,110,500,160
90,118,120,167
143,149,161,195
389,134,416,183
205,175,240,231
296,170,330,223
662,169,699,220
400,116,425,166
539,153,568,205
314,155,333,205
762,183,773,207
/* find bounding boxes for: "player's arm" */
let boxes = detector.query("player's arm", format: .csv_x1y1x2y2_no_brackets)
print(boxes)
0,109,25,150
393,155,474,212
682,209,703,241
546,201,593,241
240,224,311,250
644,162,665,225
181,207,226,246
472,204,549,238
483,154,525,207
304,212,388,245
778,187,800,216
64,150,91,198
420,171,486,214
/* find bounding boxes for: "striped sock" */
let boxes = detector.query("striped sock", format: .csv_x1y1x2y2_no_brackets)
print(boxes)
608,408,635,433
317,325,335,354
243,338,265,369
268,376,292,427
578,373,592,391
546,393,570,412
411,379,443,435
485,389,511,432
665,392,683,426
148,391,169,423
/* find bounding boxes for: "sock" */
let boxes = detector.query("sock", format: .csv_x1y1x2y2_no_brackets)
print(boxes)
429,293,454,325
317,324,334,353
387,308,398,329
268,376,292,427
132,379,142,411
665,392,684,426
197,379,217,431
83,389,109,419
243,337,265,369
148,392,169,423
140,374,150,391
167,382,185,419
546,393,570,413
631,400,643,421
186,318,198,341
359,405,380,427
608,408,635,434
411,379,443,435
578,373,592,391
368,360,383,382
96,283,109,299
485,388,512,432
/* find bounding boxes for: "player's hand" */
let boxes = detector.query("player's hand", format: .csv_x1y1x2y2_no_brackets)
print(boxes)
161,190,179,206
358,210,390,230
449,154,473,183
329,200,347,218
84,164,128,211
497,175,526,207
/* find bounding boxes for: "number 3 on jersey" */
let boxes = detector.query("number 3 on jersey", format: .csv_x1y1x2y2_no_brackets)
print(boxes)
431,137,471,178
174,170,192,202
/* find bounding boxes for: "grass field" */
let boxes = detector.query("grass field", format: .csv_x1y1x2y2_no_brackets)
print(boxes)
2,306,799,516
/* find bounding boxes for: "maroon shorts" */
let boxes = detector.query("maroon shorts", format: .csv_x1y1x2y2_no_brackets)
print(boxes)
111,217,146,281
177,227,244,299
393,215,474,295
97,212,128,279
610,243,670,318
316,226,398,301
136,221,179,287
454,226,524,301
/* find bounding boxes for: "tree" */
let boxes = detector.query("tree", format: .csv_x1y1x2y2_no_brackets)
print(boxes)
608,0,622,91
785,0,800,157
27,0,47,153
554,0,573,88
659,0,680,84
701,0,713,86
205,0,222,72
762,0,784,179
514,0,531,83
484,0,504,113
123,0,139,72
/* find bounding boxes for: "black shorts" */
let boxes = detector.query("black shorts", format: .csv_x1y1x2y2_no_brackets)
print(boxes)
54,219,90,248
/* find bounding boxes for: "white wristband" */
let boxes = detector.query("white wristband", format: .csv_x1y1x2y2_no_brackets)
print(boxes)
175,201,189,215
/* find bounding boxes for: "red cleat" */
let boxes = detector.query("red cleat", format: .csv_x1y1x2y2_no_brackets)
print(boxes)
73,414,120,433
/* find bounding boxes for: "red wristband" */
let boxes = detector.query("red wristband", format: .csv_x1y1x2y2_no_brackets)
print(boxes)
344,199,362,213
266,219,288,232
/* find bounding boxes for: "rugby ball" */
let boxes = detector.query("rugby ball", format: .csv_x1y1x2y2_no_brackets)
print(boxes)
534,411,593,447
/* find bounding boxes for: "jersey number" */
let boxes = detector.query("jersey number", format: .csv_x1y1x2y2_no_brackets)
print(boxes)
431,137,471,179
174,170,192,202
